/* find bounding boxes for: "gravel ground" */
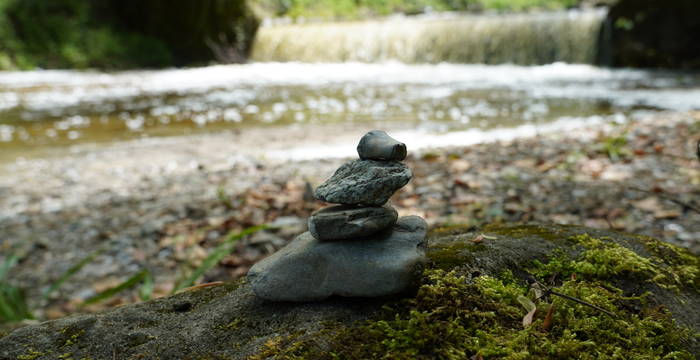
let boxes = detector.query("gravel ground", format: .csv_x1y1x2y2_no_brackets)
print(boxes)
1,111,698,321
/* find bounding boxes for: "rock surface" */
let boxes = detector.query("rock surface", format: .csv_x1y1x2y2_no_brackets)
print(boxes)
1,224,697,359
357,130,407,161
308,204,398,241
314,160,411,206
247,216,427,302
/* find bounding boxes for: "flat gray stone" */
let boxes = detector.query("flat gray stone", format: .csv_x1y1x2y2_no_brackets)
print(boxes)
357,130,407,161
315,160,411,206
308,205,398,241
247,216,428,302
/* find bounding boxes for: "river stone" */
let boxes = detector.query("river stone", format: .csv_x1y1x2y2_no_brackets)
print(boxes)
357,130,407,161
315,160,411,206
308,204,398,241
247,216,427,302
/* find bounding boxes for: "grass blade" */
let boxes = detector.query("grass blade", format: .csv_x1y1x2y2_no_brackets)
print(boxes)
83,269,149,306
173,224,267,293
139,270,154,301
0,285,33,322
0,255,34,323
0,255,19,281
43,249,104,300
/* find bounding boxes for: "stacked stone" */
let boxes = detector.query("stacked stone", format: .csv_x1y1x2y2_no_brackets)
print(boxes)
247,130,427,302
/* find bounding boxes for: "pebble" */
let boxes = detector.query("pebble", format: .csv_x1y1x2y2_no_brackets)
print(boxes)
314,160,412,206
247,216,428,302
308,204,398,241
357,130,407,161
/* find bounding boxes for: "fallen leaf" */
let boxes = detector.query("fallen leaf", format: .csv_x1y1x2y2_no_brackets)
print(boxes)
654,210,681,219
179,281,224,293
632,197,662,212
542,303,556,331
517,295,537,327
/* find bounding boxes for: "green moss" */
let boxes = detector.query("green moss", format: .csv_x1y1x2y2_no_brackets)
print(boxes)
532,234,699,292
16,348,44,360
482,224,568,243
215,319,243,331
61,329,84,347
427,242,484,270
250,229,697,359
428,224,476,237
251,266,693,359
640,236,700,290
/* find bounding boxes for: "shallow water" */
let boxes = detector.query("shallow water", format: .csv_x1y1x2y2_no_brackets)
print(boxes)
0,62,699,164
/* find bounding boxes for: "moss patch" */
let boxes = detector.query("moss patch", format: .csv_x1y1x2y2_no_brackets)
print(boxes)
482,223,570,243
252,268,694,359
427,242,484,270
531,234,699,293
250,230,697,359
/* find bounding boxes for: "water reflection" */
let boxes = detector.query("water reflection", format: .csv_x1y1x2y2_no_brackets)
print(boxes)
0,62,699,163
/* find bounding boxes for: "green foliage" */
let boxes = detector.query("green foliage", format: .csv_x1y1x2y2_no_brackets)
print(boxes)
82,269,151,306
43,249,104,301
600,134,629,162
0,0,258,70
172,225,268,293
0,255,33,323
253,0,580,19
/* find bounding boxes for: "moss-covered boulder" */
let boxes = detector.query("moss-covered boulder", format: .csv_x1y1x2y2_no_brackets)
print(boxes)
1,224,698,359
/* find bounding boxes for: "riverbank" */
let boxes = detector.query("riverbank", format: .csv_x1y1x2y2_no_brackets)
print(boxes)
1,110,699,322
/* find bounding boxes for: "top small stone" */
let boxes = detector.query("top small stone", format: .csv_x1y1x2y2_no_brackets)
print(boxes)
357,130,407,161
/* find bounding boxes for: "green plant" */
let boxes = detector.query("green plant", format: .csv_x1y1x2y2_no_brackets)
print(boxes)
42,249,105,301
82,269,153,306
173,224,268,293
601,134,629,162
0,255,33,323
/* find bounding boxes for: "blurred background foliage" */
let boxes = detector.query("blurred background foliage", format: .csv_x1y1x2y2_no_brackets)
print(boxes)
0,0,698,70
0,0,258,70
253,0,581,19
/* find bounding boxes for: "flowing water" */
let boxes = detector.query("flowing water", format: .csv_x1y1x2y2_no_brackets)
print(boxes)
252,10,606,64
1,62,699,164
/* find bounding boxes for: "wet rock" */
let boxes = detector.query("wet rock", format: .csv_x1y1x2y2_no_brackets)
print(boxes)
315,160,411,206
308,204,398,241
357,130,407,161
247,216,427,302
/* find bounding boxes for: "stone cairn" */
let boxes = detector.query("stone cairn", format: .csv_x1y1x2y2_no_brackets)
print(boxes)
247,130,428,302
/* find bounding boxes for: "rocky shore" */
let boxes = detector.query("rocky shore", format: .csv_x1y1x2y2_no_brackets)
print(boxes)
1,111,698,323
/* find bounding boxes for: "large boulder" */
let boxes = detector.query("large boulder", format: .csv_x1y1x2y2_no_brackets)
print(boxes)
600,0,700,69
1,224,697,359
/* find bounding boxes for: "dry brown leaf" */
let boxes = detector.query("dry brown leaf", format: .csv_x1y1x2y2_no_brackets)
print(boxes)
632,197,662,212
654,210,681,219
542,303,556,331
517,295,537,327
179,281,224,293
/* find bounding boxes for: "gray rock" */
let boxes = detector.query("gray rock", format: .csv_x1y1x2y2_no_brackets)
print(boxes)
357,130,407,161
247,216,428,302
308,205,398,241
315,160,412,206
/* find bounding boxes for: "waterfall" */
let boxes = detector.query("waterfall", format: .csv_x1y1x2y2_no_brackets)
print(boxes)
251,9,607,65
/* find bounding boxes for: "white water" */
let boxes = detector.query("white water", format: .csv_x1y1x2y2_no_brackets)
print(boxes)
0,62,698,162
253,10,606,65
